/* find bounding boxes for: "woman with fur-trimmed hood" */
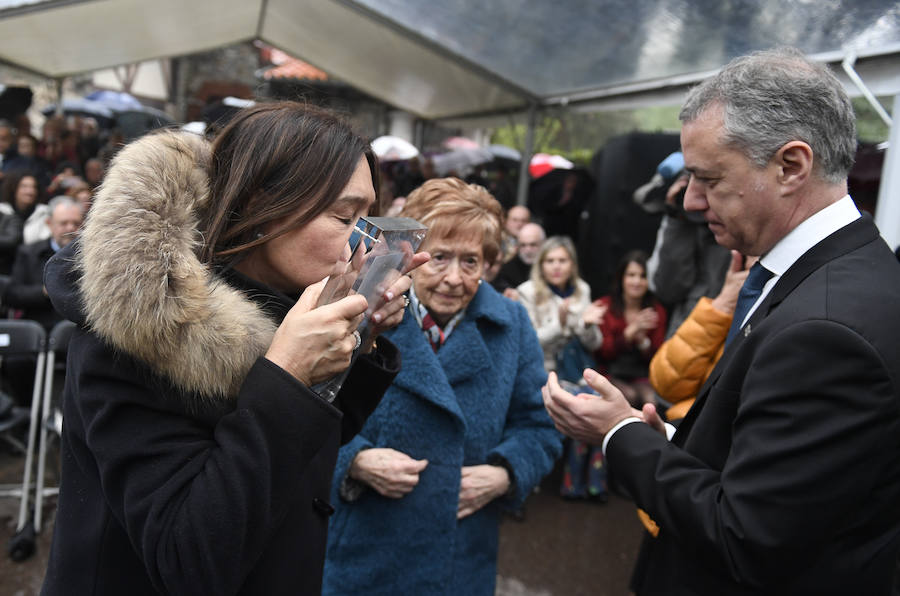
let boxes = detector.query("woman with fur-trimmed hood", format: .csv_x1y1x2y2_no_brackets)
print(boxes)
41,103,426,595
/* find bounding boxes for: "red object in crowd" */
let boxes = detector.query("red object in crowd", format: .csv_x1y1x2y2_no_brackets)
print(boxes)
529,153,574,178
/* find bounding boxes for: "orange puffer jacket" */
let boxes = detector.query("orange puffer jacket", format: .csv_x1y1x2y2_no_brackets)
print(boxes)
648,297,732,421
639,296,733,536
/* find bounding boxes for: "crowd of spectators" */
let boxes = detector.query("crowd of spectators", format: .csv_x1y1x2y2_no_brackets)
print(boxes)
6,42,900,594
0,115,107,408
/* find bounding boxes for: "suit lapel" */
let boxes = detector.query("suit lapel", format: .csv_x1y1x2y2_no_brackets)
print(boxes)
675,215,880,443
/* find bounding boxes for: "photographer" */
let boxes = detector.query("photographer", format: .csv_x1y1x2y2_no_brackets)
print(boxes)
638,151,731,336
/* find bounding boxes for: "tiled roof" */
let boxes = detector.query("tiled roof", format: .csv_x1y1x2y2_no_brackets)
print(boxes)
262,58,329,81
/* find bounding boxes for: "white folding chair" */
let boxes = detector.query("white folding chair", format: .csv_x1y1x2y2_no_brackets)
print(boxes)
32,320,76,535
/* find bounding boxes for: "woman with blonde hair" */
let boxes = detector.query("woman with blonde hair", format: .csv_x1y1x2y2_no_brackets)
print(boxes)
517,236,606,501
323,177,560,596
517,235,605,375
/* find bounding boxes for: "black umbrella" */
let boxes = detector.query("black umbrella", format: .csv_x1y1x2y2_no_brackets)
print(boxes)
0,85,33,121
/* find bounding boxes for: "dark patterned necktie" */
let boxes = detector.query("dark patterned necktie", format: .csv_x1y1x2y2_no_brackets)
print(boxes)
724,262,774,347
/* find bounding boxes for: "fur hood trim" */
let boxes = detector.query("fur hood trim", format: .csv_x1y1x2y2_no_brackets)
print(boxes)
77,130,275,401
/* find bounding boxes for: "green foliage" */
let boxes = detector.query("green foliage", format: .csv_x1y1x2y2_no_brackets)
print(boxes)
490,97,894,165
853,96,892,142
490,105,683,167
490,109,640,167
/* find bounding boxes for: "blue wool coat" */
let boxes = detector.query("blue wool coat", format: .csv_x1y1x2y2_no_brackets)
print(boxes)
323,283,561,595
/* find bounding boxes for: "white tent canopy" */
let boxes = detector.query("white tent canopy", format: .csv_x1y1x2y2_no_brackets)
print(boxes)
1,0,899,246
1,0,899,121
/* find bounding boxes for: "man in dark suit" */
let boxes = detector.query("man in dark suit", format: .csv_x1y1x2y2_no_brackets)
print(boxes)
4,195,84,330
2,196,83,404
491,222,545,297
544,47,900,595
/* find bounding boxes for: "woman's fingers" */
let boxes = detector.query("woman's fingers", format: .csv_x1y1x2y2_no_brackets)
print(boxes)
294,278,329,314
401,251,431,275
351,448,428,498
266,293,368,385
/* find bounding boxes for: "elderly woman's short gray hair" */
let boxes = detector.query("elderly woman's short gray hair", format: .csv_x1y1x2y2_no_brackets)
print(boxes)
401,177,504,264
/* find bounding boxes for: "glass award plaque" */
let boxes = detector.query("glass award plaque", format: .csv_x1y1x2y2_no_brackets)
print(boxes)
312,216,427,402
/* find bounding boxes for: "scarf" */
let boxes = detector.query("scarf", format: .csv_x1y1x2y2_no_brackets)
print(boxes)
408,285,466,352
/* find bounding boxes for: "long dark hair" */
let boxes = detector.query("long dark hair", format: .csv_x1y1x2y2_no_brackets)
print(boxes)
610,250,655,314
198,102,380,265
0,170,43,214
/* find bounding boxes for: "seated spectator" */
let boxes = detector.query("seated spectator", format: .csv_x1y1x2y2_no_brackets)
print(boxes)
45,160,83,197
592,250,666,409
492,221,545,297
0,120,15,169
0,172,43,275
517,236,604,375
2,134,52,190
2,196,84,404
77,118,101,167
517,236,606,502
648,250,752,422
4,195,84,327
72,185,94,213
83,157,105,190
500,204,530,262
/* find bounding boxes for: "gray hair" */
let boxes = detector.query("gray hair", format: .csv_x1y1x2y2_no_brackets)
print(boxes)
48,195,83,217
679,47,856,184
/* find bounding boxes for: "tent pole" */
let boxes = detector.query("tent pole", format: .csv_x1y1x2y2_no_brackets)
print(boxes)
54,77,64,116
516,103,537,206
874,93,900,252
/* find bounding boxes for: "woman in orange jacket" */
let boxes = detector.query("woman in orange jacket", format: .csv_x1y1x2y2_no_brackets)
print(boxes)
648,250,755,422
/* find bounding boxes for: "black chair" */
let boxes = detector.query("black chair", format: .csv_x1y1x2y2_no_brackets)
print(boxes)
0,320,47,561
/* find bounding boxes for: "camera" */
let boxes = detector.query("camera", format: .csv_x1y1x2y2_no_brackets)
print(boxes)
633,152,704,223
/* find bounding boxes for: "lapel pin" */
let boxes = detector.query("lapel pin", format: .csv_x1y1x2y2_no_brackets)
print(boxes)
743,324,752,337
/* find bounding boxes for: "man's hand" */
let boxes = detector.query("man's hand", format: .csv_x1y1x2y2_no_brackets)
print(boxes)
640,402,667,437
542,370,635,444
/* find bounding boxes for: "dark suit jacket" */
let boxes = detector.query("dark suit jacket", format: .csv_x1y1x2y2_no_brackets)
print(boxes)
492,254,531,293
3,238,60,331
606,215,900,595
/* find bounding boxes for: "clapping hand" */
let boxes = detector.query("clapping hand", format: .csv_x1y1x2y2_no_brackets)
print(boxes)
558,297,571,327
582,301,608,326
635,308,659,332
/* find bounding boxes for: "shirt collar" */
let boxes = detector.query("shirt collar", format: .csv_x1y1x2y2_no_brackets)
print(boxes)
761,195,860,277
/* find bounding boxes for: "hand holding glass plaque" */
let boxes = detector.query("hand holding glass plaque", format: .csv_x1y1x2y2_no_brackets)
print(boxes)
313,216,427,401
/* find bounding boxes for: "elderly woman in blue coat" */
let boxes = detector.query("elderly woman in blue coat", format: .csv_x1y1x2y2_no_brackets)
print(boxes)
322,177,561,595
